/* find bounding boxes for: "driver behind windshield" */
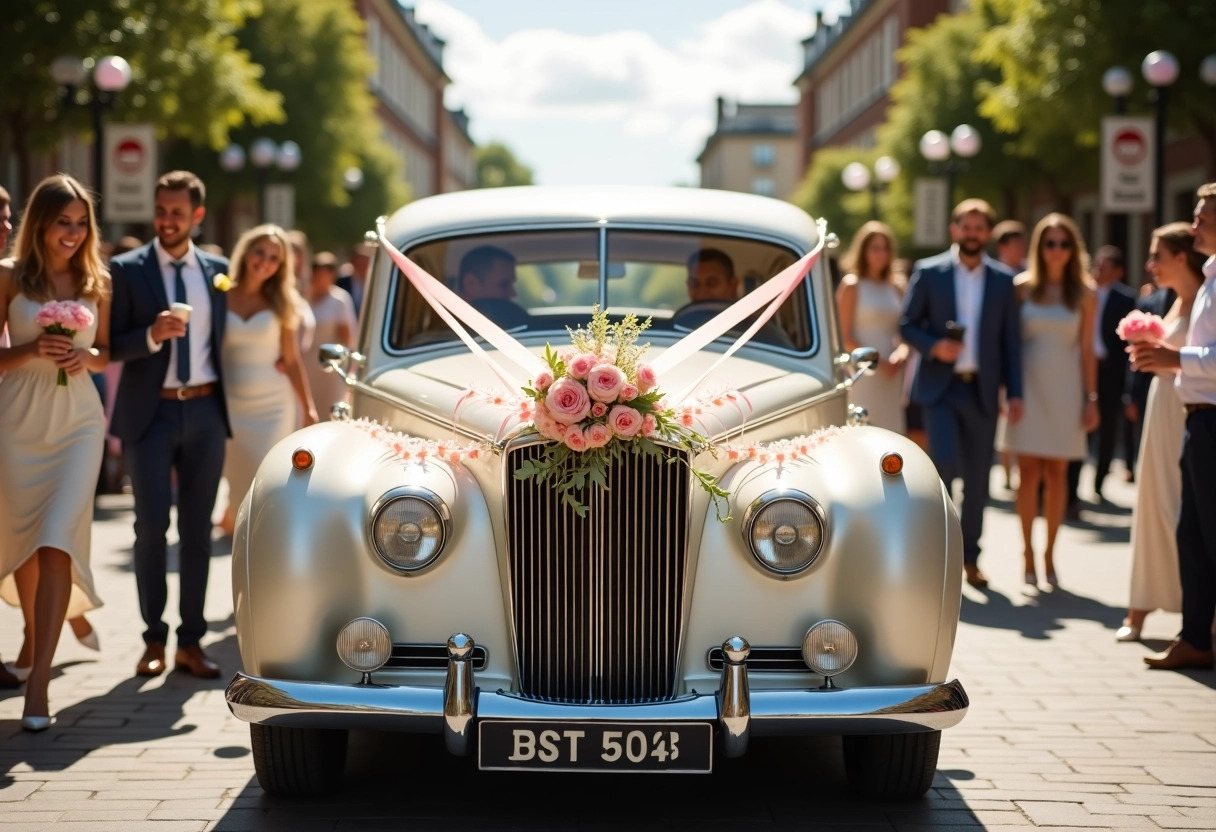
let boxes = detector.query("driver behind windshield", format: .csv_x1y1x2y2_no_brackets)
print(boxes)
686,248,739,303
459,245,518,302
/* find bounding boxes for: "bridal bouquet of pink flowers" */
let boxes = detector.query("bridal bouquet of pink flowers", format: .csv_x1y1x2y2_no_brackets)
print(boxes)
1115,309,1166,344
33,300,94,386
516,307,726,517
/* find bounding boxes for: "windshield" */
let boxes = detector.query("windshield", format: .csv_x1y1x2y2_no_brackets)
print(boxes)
388,228,814,352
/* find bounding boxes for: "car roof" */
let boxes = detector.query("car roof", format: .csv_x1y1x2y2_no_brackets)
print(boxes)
383,185,821,251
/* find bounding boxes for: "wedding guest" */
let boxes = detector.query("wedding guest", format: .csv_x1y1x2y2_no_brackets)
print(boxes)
1135,182,1216,671
1118,224,1205,642
0,185,12,254
337,241,371,313
304,251,356,419
999,214,1098,590
287,230,317,360
836,221,908,432
0,174,110,729
993,219,1028,271
217,225,318,536
1124,282,1175,476
110,170,230,680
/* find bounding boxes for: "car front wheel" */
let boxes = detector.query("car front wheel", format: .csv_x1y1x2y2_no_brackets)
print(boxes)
250,723,348,797
842,730,941,800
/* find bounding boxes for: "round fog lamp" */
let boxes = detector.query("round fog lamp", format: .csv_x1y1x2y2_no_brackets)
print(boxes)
802,620,858,677
743,490,826,575
370,488,449,572
336,617,391,672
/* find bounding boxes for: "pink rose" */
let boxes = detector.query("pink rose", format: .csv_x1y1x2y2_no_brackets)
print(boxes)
587,363,625,402
533,371,554,392
533,405,568,441
641,414,657,437
565,427,588,452
619,382,638,402
591,402,608,418
636,364,658,394
567,353,599,380
609,405,643,438
544,377,591,425
1116,310,1166,344
585,423,612,448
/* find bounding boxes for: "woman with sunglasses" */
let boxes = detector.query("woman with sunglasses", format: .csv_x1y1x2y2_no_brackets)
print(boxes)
998,213,1099,590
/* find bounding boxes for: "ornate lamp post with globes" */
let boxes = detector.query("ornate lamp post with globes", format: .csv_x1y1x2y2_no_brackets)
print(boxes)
841,156,900,221
220,138,302,224
1141,50,1179,229
1102,66,1134,254
919,124,981,233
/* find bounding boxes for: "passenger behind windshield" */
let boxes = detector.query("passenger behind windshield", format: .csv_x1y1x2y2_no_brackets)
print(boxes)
458,245,529,329
684,248,739,304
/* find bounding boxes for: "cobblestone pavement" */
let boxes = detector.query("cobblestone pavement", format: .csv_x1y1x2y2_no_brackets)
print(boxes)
2,465,1214,831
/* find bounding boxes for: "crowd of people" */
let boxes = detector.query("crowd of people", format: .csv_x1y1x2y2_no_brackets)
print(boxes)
0,171,359,729
836,188,1216,673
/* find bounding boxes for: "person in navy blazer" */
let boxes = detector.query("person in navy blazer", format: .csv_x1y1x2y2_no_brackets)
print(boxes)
109,171,230,679
900,199,1024,589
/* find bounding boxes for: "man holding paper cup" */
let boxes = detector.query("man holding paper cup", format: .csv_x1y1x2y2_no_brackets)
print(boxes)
109,171,231,680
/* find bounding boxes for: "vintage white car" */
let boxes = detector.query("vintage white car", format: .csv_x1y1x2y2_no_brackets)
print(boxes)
225,186,967,800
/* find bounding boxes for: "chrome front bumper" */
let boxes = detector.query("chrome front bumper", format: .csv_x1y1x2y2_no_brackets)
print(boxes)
226,635,968,758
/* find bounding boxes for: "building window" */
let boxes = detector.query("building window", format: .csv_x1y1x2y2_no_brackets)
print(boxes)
752,178,775,197
753,143,775,167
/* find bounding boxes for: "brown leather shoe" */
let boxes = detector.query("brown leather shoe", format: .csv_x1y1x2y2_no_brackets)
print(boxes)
1144,639,1215,671
963,564,989,589
174,645,221,679
136,643,167,677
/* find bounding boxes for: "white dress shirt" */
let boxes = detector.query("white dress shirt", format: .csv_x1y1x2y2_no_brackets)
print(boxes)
147,238,218,388
1177,255,1216,405
951,246,986,374
1093,284,1110,360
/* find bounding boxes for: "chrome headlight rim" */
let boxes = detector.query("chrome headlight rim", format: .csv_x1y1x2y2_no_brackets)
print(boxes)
742,488,828,576
368,485,451,574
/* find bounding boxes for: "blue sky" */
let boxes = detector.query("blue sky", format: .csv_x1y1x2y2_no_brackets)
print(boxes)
413,0,849,187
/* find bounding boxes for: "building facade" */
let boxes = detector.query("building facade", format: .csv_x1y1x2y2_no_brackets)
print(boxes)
697,98,798,199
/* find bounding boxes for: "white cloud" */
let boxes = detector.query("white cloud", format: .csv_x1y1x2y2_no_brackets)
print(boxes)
413,0,816,185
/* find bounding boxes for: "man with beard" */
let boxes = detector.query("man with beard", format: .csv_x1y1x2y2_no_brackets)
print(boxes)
109,171,231,679
900,199,1024,589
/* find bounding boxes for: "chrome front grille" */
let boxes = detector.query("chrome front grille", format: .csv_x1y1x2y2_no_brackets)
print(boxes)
505,441,691,704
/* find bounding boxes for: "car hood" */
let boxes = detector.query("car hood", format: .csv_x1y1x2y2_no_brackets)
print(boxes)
372,347,828,442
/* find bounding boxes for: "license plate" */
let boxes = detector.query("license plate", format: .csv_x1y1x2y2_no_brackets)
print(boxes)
478,720,713,773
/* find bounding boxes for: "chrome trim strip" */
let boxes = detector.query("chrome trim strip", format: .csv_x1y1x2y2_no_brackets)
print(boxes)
443,634,476,755
227,674,968,735
717,637,750,757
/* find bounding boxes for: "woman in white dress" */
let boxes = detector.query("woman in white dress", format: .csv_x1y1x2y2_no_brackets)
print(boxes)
0,175,110,729
999,214,1099,590
304,251,356,419
218,225,318,536
1118,224,1206,641
836,221,908,432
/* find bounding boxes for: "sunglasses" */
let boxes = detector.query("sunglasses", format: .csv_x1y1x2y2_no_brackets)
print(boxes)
1042,239,1074,251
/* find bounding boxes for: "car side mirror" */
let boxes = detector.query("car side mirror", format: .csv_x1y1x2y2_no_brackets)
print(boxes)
319,343,351,376
850,346,879,373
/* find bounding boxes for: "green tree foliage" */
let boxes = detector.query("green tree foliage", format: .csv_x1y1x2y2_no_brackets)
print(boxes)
0,0,282,194
976,0,1216,180
171,0,408,249
791,146,888,249
476,142,534,188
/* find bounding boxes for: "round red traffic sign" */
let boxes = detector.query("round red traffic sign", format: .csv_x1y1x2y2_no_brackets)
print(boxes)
113,138,146,175
1112,128,1147,166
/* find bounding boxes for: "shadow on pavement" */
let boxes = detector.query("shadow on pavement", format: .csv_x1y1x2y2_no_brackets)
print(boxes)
208,732,980,831
961,584,1125,640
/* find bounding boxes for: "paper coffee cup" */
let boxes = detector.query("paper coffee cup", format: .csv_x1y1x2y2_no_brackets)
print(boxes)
170,303,193,321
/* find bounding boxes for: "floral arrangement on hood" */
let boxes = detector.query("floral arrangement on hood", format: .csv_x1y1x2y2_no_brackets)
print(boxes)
515,307,727,517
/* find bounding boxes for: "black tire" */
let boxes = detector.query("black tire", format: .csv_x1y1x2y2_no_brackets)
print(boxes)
842,730,941,801
250,723,348,798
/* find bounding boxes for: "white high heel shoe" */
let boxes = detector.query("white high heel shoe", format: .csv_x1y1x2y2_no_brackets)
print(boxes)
4,662,30,682
1115,624,1142,642
71,618,101,652
21,715,51,733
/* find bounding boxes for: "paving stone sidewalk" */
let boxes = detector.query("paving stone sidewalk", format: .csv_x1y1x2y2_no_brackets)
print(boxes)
1,465,1213,831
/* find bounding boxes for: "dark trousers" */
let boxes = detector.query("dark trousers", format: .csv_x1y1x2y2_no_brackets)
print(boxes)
1176,409,1216,652
1067,361,1126,502
124,395,226,647
922,377,998,565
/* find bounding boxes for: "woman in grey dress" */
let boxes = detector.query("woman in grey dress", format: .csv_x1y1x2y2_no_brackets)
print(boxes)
999,214,1098,590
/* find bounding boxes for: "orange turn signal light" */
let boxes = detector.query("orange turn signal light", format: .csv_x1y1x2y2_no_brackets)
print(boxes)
880,452,903,476
291,448,314,471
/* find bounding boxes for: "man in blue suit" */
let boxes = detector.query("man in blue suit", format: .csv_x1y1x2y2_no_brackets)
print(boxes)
900,199,1024,589
110,171,230,678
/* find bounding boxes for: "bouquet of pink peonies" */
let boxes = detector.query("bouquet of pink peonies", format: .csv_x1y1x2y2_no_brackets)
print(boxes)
33,300,94,386
1115,309,1166,344
516,307,726,517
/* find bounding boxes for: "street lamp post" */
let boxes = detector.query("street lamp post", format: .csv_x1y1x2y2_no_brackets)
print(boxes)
50,54,132,224
1142,50,1179,229
841,156,900,220
1102,66,1134,254
230,138,303,224
919,125,982,230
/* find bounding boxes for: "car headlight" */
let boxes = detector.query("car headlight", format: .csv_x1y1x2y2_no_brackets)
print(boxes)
742,489,826,575
336,617,392,673
802,619,858,678
370,486,450,572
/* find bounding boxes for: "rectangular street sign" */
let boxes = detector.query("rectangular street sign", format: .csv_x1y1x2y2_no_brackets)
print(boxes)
1101,115,1154,213
914,177,948,248
103,123,157,223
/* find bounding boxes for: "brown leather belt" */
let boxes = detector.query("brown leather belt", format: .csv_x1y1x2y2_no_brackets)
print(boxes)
1184,402,1216,414
161,383,216,401
954,371,977,383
